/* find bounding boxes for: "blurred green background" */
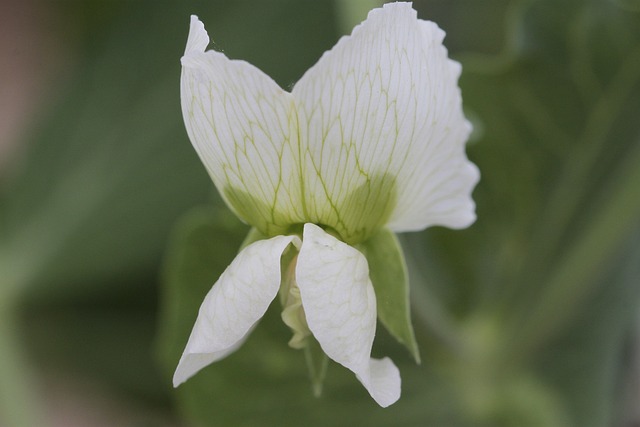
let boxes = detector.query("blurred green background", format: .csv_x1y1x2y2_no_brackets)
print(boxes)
1,0,639,426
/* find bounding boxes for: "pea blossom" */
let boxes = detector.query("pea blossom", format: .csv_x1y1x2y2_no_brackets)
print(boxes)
173,2,479,407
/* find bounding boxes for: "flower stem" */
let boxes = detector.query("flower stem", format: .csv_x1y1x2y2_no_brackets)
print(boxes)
304,337,328,398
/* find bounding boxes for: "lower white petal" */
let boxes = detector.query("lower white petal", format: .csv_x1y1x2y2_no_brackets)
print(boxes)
173,234,299,387
295,223,401,407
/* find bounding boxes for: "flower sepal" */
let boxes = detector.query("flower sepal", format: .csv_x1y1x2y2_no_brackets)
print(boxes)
356,229,420,363
239,227,269,251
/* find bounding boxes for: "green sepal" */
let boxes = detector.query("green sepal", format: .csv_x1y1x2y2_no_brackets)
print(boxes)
239,227,269,251
357,228,420,363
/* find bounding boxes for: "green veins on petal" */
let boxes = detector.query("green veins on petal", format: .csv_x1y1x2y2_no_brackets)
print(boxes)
224,171,397,245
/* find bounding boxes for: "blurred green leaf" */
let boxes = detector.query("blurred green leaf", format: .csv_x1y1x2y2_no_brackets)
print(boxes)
531,227,640,427
23,304,168,402
455,0,640,312
0,307,42,427
1,3,218,423
0,2,214,303
406,0,640,424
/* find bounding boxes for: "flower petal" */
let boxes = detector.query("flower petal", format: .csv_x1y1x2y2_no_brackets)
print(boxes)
181,16,304,236
292,2,478,237
296,223,400,407
173,234,300,387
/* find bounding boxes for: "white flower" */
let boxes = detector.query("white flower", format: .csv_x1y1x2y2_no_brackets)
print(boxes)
174,2,479,408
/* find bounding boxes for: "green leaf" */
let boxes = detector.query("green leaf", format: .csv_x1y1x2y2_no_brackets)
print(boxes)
357,228,420,363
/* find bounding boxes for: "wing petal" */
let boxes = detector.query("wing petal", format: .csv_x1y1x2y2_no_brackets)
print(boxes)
173,234,300,386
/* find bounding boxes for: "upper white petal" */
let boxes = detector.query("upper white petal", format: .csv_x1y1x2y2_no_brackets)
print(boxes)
295,223,401,407
173,234,300,387
181,16,304,235
292,2,479,233
184,15,209,55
